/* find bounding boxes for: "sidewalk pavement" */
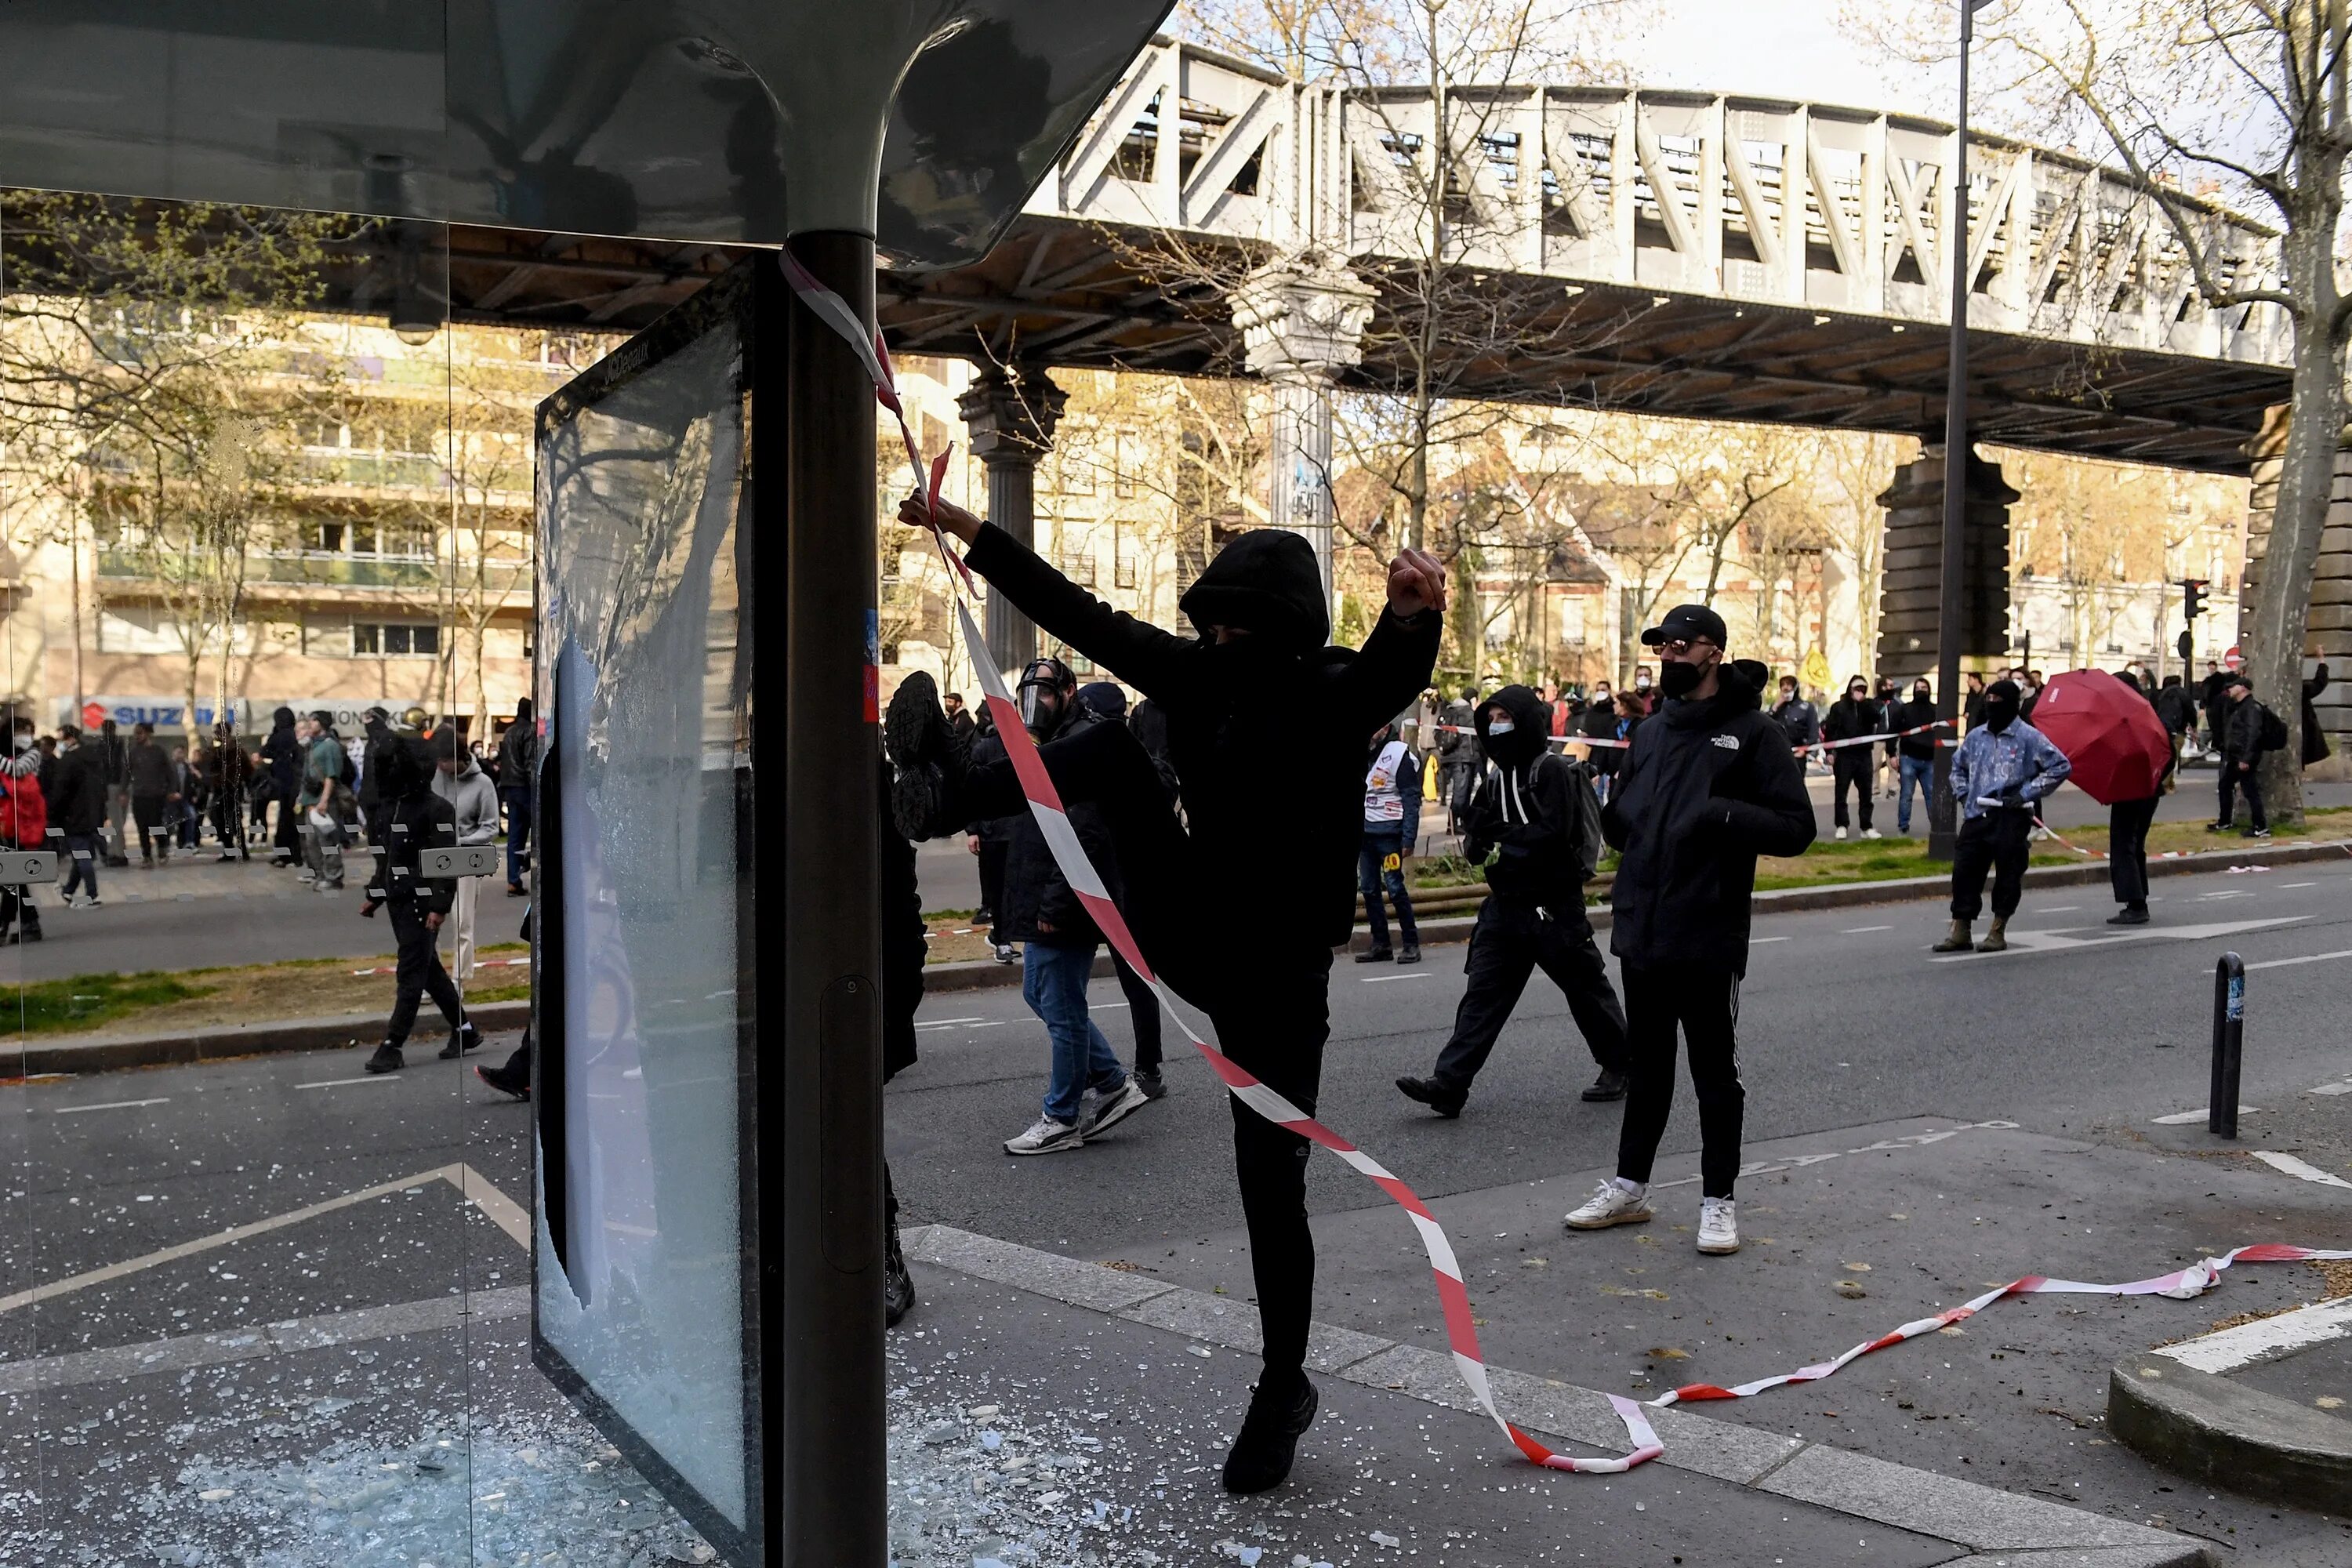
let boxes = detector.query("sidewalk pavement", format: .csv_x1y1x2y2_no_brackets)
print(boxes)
1003,1111,2352,1564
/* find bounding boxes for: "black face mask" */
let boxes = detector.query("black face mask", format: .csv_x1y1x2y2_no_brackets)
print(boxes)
1912,687,1930,704
1658,659,1706,700
1983,699,2019,733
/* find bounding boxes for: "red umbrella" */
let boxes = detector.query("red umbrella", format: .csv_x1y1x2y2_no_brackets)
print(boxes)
2029,670,2172,804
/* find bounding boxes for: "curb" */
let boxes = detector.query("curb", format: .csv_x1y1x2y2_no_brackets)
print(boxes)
924,837,2352,991
904,1223,2205,1566
9,999,530,1077
2109,1358,2352,1513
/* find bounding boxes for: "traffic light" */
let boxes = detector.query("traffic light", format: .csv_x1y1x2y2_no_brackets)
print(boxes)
2181,579,2208,621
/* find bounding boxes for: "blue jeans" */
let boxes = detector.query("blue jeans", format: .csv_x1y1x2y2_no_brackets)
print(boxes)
1896,755,1934,833
1023,939,1127,1124
1358,824,1418,949
60,832,101,899
501,786,532,887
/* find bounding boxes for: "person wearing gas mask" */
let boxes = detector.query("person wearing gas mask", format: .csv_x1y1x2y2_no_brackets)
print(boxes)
884,491,1442,1497
1821,677,1883,840
1933,678,2070,954
992,658,1156,1155
1563,606,1813,1258
1395,685,1627,1116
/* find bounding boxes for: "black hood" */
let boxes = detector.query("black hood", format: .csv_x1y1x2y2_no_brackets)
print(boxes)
1177,530,1329,652
270,706,296,731
1727,660,1769,710
1476,684,1550,768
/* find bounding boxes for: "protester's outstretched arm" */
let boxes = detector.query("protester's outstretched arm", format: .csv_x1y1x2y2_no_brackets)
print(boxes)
1713,738,1817,858
1334,549,1448,723
902,493,1194,695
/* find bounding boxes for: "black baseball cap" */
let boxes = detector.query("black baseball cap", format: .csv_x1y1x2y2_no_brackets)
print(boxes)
1640,604,1727,648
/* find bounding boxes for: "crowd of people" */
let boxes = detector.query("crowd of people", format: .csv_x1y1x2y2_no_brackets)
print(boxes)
0,701,540,1081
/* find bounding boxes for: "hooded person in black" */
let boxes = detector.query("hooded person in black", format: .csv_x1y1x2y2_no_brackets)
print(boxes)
1563,609,1814,1259
885,492,1443,1496
1822,677,1882,838
1395,684,1628,1116
358,739,478,1074
261,706,304,864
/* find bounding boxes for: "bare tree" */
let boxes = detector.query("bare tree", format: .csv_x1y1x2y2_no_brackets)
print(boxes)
1862,0,2343,822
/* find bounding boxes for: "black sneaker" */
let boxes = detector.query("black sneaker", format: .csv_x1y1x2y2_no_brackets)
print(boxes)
475,1058,529,1099
2206,822,2230,833
1221,1374,1318,1494
2247,827,2273,840
1394,1076,1465,1117
1134,1068,1167,1102
1581,1067,1628,1102
1354,946,1393,964
2107,905,2150,926
364,1042,404,1075
437,1022,483,1061
884,1221,916,1328
1397,944,1421,964
883,671,969,840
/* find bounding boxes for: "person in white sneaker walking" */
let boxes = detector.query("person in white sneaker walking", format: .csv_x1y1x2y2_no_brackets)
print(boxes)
1822,678,1882,840
1563,606,1813,1256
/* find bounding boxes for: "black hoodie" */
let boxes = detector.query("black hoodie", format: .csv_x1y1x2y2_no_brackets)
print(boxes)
964,522,1440,949
998,702,1128,946
1464,684,1596,907
1601,660,1815,973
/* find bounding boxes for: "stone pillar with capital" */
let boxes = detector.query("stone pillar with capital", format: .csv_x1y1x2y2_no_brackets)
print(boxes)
1232,256,1377,604
956,364,1066,674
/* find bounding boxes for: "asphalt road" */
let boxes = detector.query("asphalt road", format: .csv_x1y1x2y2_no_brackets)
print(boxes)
2,856,2346,1559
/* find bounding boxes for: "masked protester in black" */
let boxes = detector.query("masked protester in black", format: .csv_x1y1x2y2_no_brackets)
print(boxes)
884,492,1443,1496
1395,685,1628,1116
1822,678,1881,837
1562,608,1814,1259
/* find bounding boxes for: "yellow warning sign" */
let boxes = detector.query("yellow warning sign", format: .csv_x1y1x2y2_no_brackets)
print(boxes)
1800,647,1831,693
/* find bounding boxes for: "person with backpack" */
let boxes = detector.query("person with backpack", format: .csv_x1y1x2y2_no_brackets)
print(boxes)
1394,685,1628,1116
2210,670,2281,838
1,717,49,943
1357,717,1425,965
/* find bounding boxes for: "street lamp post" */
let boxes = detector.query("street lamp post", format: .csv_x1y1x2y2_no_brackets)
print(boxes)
1929,0,1989,862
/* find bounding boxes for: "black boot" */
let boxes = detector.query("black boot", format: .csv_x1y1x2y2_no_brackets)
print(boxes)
1221,1373,1318,1494
2107,904,2150,926
1394,1076,1465,1117
882,671,971,840
1581,1067,1628,1102
437,1021,483,1060
476,1045,529,1099
884,1216,916,1327
364,1041,404,1075
1354,945,1393,964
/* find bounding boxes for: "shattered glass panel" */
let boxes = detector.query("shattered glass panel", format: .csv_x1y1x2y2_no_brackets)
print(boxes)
535,310,751,1532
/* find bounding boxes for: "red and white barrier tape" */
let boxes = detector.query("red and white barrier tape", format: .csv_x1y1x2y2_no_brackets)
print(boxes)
1434,720,1957,754
780,247,2350,1477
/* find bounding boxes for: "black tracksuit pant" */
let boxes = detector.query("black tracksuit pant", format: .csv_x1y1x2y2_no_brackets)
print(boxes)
2109,794,2159,907
1950,808,2031,921
2217,757,2267,830
1112,946,1162,1073
1432,895,1625,1095
953,717,1326,1381
1615,963,1744,1200
386,900,465,1047
976,837,1008,928
1831,753,1873,830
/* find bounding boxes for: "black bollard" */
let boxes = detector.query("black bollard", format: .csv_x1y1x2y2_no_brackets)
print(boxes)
2209,952,2245,1138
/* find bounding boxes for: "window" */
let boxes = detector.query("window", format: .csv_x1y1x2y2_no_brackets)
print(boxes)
1060,550,1098,588
1113,430,1139,498
353,622,441,657
1115,552,1138,590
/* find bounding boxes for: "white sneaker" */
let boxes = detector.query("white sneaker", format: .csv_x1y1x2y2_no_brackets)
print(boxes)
1003,1116,1084,1156
1078,1078,1150,1140
1834,826,1848,841
1697,1197,1740,1254
1563,1178,1653,1231
1861,828,1882,840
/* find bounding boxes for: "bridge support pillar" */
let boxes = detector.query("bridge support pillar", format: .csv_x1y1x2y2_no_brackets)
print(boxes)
957,363,1066,675
1232,256,1377,603
2244,406,2352,780
1876,445,2016,683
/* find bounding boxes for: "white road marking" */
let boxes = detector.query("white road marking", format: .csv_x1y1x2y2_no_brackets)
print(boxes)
2151,1106,2260,1125
914,1016,984,1031
1650,1120,2016,1190
1840,924,1893,933
296,1075,394,1090
1092,1001,1131,1010
0,1163,526,1316
967,1021,1007,1029
2247,949,2352,971
1360,972,1430,983
49,1097,169,1116
2038,906,2078,913
1749,936,1790,945
1931,915,2308,963
2281,882,2317,888
2310,1080,2352,1097
2251,1150,2352,1191
2157,1294,2352,1374
2199,889,2258,901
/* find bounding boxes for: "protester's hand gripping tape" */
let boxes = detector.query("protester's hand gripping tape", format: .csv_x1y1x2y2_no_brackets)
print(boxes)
779,249,2352,1475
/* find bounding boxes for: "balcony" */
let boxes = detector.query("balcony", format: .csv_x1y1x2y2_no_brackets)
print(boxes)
97,549,524,593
